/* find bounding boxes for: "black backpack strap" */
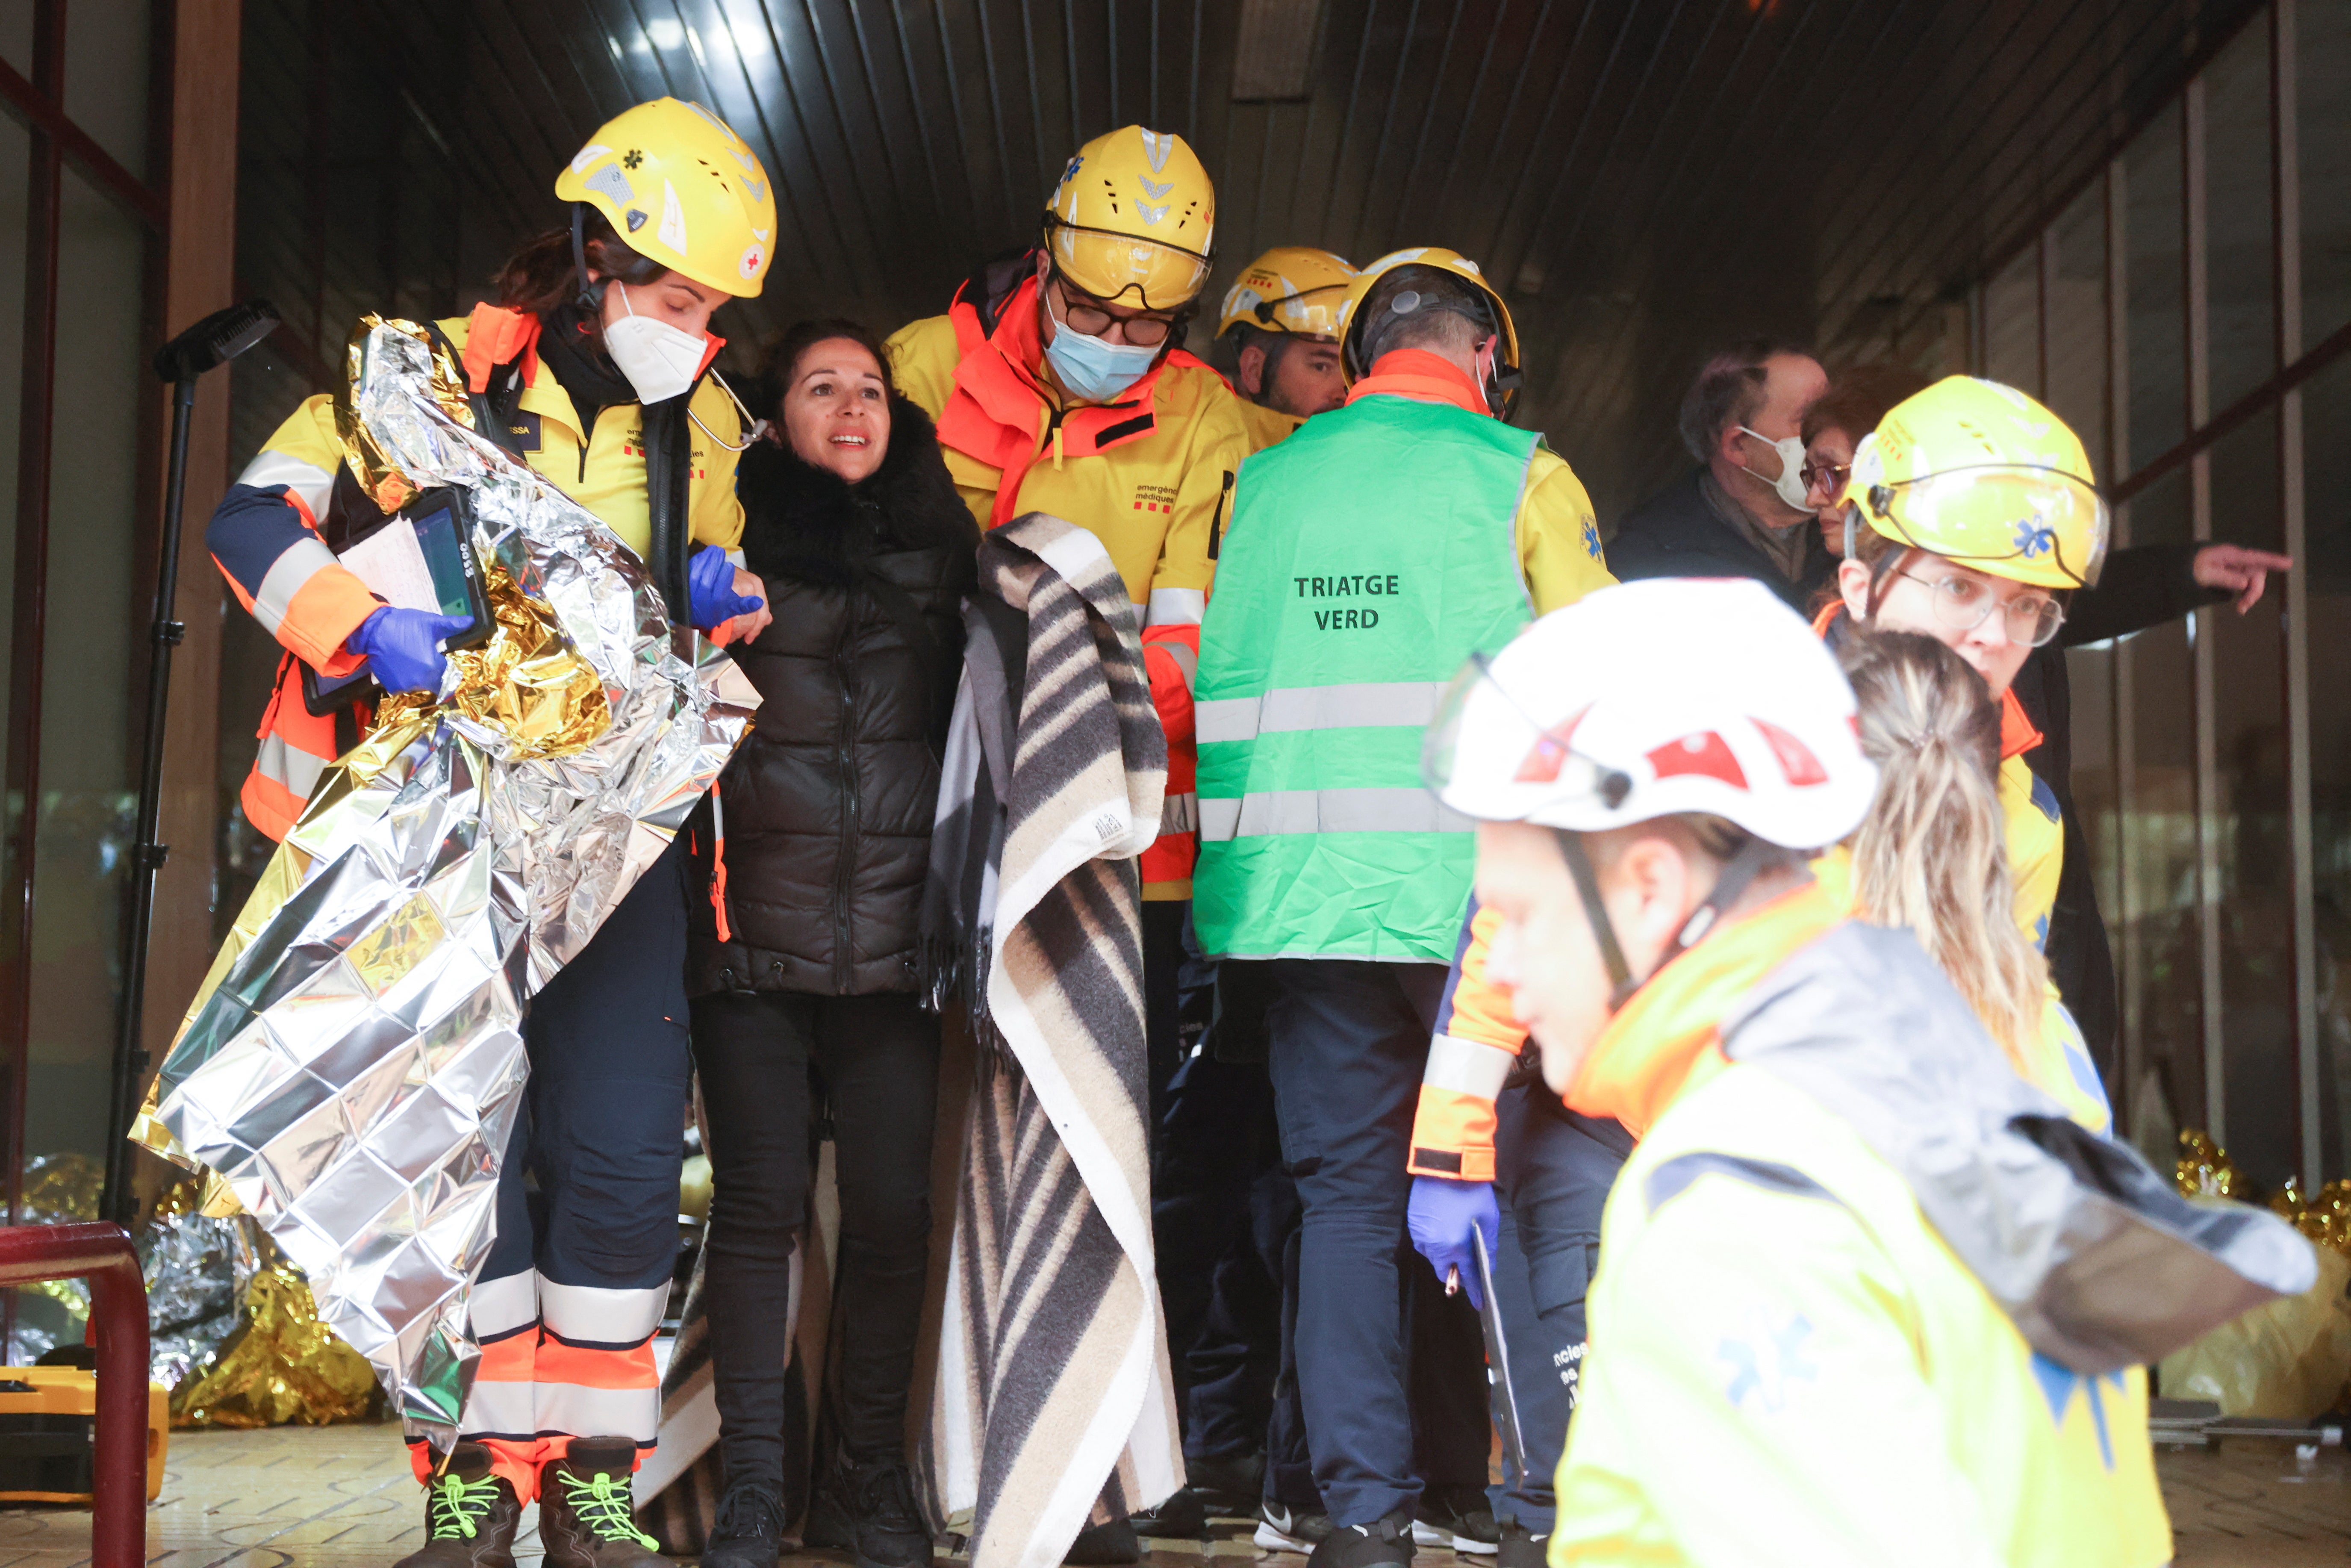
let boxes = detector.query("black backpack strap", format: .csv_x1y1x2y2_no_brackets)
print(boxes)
640,392,696,628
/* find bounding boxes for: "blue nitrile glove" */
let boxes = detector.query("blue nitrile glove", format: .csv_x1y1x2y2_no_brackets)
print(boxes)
1408,1173,1502,1309
688,545,764,630
347,606,470,694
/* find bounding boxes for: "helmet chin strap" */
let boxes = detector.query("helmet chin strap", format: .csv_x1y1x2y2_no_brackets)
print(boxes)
571,204,605,310
1553,829,1782,1013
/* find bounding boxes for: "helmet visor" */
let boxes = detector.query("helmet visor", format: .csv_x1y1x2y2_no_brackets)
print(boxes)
1047,221,1213,311
1421,652,1627,815
1862,464,2111,588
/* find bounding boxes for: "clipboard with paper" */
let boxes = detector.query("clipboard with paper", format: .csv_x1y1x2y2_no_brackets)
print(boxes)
301,486,497,714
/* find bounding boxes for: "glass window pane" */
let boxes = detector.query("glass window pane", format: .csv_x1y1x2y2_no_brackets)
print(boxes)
1984,244,2040,392
2127,102,2187,474
2118,470,2202,1140
2207,408,2295,1185
0,120,25,716
2206,20,2276,412
2301,0,2351,352
2047,177,2110,473
22,167,147,1232
62,0,151,182
2302,355,2351,1181
0,7,28,72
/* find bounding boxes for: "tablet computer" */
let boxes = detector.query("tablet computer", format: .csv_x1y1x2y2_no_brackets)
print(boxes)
302,487,496,715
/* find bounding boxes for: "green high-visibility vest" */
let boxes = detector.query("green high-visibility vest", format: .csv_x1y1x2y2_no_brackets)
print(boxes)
1193,393,1538,962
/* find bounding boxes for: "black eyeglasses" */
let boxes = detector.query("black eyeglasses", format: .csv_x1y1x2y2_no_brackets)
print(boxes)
1801,460,1851,495
1052,276,1179,346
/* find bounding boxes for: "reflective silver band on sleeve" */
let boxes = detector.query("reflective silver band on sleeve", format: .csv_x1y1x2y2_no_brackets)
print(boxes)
1423,1032,1514,1099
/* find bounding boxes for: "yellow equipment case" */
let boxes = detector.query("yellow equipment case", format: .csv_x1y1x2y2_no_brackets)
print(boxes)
0,1363,169,1503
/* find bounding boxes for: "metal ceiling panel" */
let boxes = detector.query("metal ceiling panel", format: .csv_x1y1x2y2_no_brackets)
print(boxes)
231,0,2263,515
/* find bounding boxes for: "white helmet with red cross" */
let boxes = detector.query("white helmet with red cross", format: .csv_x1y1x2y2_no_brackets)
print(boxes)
1423,577,1877,851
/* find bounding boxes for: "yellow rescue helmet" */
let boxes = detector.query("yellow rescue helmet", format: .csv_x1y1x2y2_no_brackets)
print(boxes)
1844,375,2109,589
1043,126,1217,310
554,98,778,298
1337,247,1521,410
1217,247,1358,339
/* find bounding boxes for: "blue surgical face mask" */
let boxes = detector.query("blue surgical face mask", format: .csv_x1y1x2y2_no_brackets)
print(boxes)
1042,289,1161,403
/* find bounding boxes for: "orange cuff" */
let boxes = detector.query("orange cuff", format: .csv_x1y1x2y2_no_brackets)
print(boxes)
1408,1083,1497,1182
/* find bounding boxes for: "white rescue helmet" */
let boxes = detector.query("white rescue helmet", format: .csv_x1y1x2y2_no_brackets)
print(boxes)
1424,578,1877,851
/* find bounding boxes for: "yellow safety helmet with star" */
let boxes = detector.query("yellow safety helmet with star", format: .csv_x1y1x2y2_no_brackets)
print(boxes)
1844,375,2109,589
1338,246,1523,414
1043,125,1217,310
555,97,778,298
1217,247,1358,340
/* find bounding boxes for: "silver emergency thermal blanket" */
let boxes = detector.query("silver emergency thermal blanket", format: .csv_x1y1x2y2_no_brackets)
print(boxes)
133,315,758,1455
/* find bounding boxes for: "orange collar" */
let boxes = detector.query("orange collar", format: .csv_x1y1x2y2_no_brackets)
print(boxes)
1997,687,2042,760
938,273,1205,527
1344,348,1488,416
1564,880,1845,1137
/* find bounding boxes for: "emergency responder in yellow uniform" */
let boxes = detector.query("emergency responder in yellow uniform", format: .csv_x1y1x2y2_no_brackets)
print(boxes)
1426,578,2309,1568
209,98,775,1568
1815,375,2114,1133
1215,246,1358,450
1192,248,1610,1568
887,128,1249,1220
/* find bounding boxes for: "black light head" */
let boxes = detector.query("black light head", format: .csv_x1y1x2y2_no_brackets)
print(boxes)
154,298,280,383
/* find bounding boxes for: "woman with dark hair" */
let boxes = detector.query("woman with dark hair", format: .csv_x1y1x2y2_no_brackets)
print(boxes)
687,321,977,1568
1800,363,1933,554
203,98,775,1568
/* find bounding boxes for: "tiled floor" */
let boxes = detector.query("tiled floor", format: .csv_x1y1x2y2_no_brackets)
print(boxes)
0,1422,2343,1567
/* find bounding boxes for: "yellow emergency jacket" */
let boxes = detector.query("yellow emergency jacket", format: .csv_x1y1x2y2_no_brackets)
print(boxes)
1549,883,2171,1568
888,268,1252,899
209,305,745,840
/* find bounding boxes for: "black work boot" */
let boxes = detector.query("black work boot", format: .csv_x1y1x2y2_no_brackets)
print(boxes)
804,1448,935,1568
1413,1485,1498,1555
1061,1517,1140,1565
392,1442,523,1568
1128,1485,1206,1539
699,1478,787,1568
537,1437,669,1568
1184,1453,1263,1518
1494,1514,1550,1568
1305,1510,1414,1568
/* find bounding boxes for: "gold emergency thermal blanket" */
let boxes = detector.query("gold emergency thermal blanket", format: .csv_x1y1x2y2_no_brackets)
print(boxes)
134,316,758,1455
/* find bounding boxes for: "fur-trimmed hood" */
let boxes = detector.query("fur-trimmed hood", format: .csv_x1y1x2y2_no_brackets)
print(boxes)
734,392,975,589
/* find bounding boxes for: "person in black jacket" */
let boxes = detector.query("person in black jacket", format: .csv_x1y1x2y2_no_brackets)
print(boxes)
689,320,977,1568
1606,339,1833,613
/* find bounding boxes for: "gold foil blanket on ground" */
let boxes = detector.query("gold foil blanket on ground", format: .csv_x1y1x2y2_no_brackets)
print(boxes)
134,317,758,1455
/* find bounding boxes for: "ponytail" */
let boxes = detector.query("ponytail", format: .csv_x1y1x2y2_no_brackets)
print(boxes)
1838,629,2047,1070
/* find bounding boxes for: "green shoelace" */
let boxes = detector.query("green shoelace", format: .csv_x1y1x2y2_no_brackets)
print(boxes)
561,1470,659,1548
425,1472,505,1540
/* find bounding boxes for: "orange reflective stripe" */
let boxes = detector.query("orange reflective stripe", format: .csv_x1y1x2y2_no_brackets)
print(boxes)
532,1333,659,1392
1409,1083,1498,1182
472,1329,538,1383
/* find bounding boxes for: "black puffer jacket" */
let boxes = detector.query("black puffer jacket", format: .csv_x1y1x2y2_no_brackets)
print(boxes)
688,395,977,997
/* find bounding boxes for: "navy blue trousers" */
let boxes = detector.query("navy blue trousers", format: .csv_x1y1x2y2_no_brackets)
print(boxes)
1260,957,1449,1528
1488,1081,1628,1530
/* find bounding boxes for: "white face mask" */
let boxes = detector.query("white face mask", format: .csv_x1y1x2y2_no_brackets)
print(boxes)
604,281,708,405
1737,424,1812,511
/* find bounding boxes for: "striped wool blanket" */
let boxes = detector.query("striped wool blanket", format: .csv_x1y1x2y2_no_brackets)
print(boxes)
919,512,1178,1568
